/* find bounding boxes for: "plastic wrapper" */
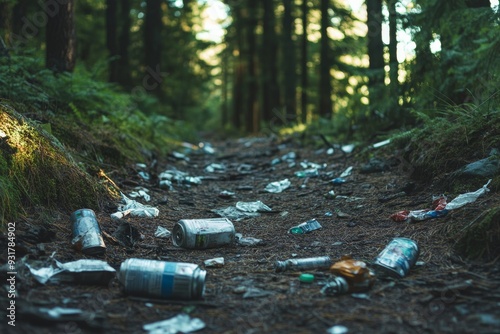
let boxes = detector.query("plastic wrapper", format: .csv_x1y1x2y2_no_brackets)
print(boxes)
265,178,291,193
26,259,116,285
159,169,202,186
143,313,205,334
129,187,151,202
155,226,171,238
111,193,159,219
340,166,353,178
445,179,492,210
235,233,263,246
288,219,322,234
329,257,375,292
235,200,272,212
204,257,224,268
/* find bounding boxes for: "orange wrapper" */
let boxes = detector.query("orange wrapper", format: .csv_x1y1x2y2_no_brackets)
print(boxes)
329,257,376,292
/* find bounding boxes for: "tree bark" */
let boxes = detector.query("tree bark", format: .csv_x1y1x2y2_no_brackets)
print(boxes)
106,0,118,82
366,0,385,112
282,0,296,123
245,0,258,133
260,0,280,123
300,0,309,123
144,0,162,72
117,0,132,87
46,0,76,72
388,0,399,116
319,0,332,118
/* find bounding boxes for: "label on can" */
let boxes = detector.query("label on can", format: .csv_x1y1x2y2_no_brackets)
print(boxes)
119,258,206,300
373,238,419,278
173,218,235,249
71,208,106,255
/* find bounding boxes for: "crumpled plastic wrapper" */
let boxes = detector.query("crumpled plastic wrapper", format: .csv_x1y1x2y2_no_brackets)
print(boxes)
143,313,205,334
26,259,116,285
329,257,375,292
212,200,272,221
111,193,159,219
154,226,171,238
264,179,291,193
204,257,224,268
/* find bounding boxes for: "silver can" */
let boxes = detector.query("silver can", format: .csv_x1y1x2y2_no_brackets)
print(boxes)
118,258,206,300
71,208,106,255
373,237,419,278
172,218,235,249
275,256,332,272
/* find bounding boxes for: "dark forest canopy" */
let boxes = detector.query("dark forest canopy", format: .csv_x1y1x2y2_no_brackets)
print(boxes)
0,0,499,138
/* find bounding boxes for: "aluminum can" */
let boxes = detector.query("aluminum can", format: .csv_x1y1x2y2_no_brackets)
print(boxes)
275,256,332,272
70,208,106,255
172,218,235,249
373,237,419,278
118,258,206,300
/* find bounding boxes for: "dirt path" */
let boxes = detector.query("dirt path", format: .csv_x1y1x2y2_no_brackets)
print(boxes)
3,136,500,334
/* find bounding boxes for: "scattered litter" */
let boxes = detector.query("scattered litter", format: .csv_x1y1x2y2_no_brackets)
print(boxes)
154,226,171,239
172,218,235,249
235,233,263,246
360,158,388,173
199,142,215,154
288,219,322,234
20,305,105,327
129,187,151,202
275,256,332,272
372,139,391,148
391,180,491,222
325,211,333,216
327,325,349,334
205,163,226,173
340,166,353,178
120,258,206,300
351,293,370,300
373,238,419,278
171,151,189,161
445,179,492,210
299,273,315,283
143,313,205,334
204,257,224,268
265,178,291,193
70,209,106,256
213,201,272,221
235,200,272,212
295,168,319,178
331,177,347,185
322,257,375,296
111,193,159,219
325,190,336,199
159,169,202,189
26,259,116,285
342,144,355,153
218,190,236,198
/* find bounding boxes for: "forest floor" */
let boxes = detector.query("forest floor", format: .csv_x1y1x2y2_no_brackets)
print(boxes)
3,135,500,334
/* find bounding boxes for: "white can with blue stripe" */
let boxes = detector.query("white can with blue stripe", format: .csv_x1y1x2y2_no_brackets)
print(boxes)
118,258,206,300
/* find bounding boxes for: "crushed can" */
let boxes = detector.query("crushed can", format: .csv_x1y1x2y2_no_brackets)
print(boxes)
172,218,235,249
373,237,419,278
70,209,106,255
119,258,206,300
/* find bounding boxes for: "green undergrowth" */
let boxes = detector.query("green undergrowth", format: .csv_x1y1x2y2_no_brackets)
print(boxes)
0,104,117,225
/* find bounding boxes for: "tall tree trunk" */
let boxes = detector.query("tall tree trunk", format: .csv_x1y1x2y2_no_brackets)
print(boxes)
117,0,132,87
232,4,244,130
245,0,258,133
144,0,162,73
260,0,280,123
300,0,309,123
366,0,385,113
388,0,399,117
46,0,76,72
106,0,118,82
282,0,296,123
10,0,28,47
319,0,332,118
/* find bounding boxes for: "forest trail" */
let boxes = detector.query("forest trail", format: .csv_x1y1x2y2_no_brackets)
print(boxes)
4,136,500,334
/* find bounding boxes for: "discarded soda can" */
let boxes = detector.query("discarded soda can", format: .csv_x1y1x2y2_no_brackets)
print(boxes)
275,256,332,272
172,218,235,249
373,238,419,278
288,219,322,234
70,209,106,255
119,258,206,300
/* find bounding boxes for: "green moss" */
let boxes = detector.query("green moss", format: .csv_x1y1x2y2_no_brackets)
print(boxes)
455,206,500,260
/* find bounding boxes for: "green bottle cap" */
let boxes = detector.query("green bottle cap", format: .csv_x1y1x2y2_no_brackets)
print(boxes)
299,273,315,283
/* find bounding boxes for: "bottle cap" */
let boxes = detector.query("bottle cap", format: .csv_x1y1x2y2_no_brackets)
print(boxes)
299,273,315,283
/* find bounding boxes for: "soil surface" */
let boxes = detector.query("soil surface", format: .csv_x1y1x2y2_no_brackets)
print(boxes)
2,136,500,334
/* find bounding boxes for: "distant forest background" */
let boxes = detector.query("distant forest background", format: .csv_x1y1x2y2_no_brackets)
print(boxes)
0,0,499,140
